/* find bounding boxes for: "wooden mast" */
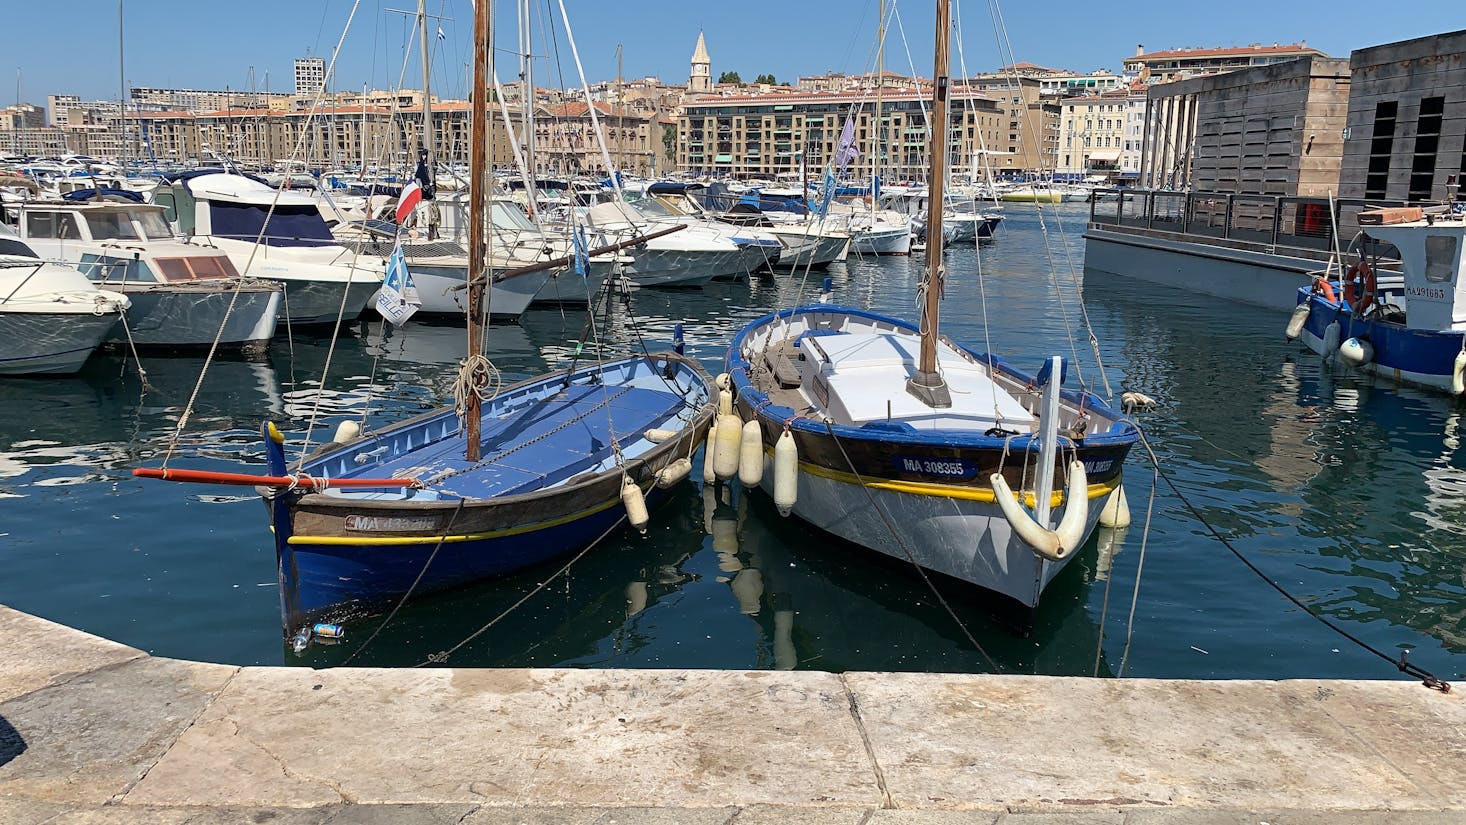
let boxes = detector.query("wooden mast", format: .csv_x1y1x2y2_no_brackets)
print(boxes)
465,0,490,462
906,0,953,407
417,0,435,194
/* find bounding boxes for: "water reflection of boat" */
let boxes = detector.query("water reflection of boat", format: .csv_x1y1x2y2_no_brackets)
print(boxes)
290,482,1112,674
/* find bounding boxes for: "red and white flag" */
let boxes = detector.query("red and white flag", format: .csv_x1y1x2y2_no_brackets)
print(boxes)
394,179,423,224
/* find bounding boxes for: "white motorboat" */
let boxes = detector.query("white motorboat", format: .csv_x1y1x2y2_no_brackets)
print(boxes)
14,197,281,352
584,201,746,287
152,172,383,326
0,228,129,375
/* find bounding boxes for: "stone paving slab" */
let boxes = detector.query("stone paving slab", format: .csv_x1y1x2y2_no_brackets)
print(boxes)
124,667,879,809
0,607,145,704
843,673,1465,811
2,806,1464,825
0,657,237,805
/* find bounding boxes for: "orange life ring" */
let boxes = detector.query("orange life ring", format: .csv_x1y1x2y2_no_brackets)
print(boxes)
1312,276,1337,304
1343,260,1375,313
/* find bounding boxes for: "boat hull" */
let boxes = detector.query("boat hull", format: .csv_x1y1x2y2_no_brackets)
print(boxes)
406,261,550,320
725,305,1138,622
106,282,281,351
266,352,716,630
1296,288,1466,394
0,309,120,375
852,226,912,256
624,247,737,287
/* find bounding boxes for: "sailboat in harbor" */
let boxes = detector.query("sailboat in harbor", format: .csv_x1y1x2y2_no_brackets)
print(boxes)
721,0,1139,626
134,0,717,638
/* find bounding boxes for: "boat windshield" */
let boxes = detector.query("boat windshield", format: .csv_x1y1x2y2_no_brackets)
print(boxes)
0,237,38,258
85,211,141,241
135,210,174,240
630,199,680,219
209,201,336,247
489,201,537,232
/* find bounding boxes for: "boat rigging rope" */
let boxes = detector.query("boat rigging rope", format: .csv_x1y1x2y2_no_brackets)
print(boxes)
1116,466,1158,677
338,497,467,667
161,0,365,469
453,353,501,425
1131,425,1451,692
413,504,636,667
823,421,1001,673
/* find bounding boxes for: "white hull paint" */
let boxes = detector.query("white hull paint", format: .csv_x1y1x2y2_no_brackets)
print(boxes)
0,310,120,375
763,457,1118,609
624,247,737,287
110,284,281,350
406,263,548,320
852,226,912,256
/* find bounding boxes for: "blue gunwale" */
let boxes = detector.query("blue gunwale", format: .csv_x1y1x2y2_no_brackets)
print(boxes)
724,304,1140,452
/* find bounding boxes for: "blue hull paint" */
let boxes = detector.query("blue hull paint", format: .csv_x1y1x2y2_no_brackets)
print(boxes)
282,490,661,623
1295,288,1465,393
264,353,715,632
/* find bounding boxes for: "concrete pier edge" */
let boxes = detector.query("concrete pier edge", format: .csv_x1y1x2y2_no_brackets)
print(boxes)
2,604,1463,824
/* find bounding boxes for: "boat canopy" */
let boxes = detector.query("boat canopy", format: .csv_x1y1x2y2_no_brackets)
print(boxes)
61,188,145,203
208,201,337,247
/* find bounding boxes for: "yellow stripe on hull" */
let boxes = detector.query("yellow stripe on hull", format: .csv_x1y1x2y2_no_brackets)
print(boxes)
795,457,1117,506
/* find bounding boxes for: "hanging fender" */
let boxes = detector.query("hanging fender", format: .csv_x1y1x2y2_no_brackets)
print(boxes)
989,460,1089,562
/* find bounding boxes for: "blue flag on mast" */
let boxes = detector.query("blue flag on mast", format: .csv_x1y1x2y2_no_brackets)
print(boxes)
375,241,422,325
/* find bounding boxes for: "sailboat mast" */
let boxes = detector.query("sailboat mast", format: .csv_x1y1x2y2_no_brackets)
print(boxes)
465,0,491,462
872,0,883,214
907,0,952,408
519,0,534,176
117,0,127,165
417,0,435,186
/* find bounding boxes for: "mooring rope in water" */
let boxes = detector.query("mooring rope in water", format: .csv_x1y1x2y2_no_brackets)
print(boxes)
413,507,634,667
822,420,1001,673
1131,426,1451,692
337,498,467,667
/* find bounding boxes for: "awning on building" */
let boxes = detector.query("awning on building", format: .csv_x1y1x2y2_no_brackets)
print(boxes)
1087,149,1122,162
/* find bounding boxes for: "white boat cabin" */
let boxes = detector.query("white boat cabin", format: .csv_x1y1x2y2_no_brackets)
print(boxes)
1364,213,1466,332
17,201,244,284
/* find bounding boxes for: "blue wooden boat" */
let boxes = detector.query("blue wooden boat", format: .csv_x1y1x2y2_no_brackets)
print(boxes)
1290,206,1466,395
256,352,714,632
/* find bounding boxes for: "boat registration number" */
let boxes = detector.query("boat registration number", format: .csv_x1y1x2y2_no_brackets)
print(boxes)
894,456,978,479
344,515,440,533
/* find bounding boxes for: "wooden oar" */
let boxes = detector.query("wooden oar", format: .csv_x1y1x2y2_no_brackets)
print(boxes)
132,467,420,489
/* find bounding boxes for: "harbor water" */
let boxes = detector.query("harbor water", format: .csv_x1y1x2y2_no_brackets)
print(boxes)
2,202,1463,681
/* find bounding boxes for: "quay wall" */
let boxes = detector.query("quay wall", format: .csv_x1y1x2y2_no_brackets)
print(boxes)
2,603,1465,822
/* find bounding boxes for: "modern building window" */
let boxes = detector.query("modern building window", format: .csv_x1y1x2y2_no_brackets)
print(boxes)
1409,96,1445,202
1365,100,1397,200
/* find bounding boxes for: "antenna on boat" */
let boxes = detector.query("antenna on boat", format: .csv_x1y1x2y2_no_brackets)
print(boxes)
906,0,953,408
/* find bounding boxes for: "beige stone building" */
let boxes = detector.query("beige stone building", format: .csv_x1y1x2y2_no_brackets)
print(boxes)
676,89,1004,181
1124,43,1326,85
953,74,1059,174
1139,55,1351,196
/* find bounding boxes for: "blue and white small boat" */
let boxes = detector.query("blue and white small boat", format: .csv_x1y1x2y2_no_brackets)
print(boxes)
1289,206,1466,395
255,352,715,632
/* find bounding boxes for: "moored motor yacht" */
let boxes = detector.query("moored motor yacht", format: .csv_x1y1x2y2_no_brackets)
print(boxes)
0,227,130,375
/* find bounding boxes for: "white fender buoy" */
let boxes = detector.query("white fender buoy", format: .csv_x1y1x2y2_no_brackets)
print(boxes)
1120,391,1156,414
730,568,764,615
1321,320,1341,362
1453,351,1466,396
719,388,733,416
1338,336,1374,368
715,372,731,391
656,458,692,489
773,609,796,670
625,580,648,617
773,430,798,516
1098,483,1130,528
713,413,742,480
332,420,361,444
702,419,718,484
738,420,764,488
645,428,678,443
702,484,716,534
1285,302,1311,341
990,460,1089,562
620,477,649,534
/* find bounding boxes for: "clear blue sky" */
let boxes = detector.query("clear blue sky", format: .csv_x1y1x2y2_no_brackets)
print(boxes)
5,0,1457,104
